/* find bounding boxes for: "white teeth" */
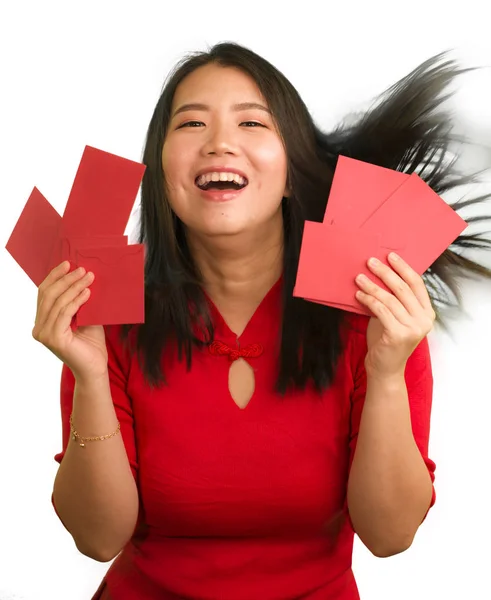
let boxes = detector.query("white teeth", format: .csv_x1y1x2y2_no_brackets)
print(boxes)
196,171,247,187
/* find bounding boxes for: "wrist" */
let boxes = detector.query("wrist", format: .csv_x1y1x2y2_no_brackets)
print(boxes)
365,367,406,390
364,354,406,383
364,370,409,413
73,370,110,393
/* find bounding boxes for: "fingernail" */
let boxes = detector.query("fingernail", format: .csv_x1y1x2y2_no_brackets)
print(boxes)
389,252,399,261
368,257,379,267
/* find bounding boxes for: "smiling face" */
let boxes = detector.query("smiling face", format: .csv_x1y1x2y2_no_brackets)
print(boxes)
161,64,289,240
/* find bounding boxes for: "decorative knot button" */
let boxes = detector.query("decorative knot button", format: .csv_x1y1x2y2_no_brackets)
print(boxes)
208,340,264,362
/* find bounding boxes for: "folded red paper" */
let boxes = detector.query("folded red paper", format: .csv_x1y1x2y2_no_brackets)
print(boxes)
5,187,62,286
295,156,468,314
360,173,467,272
323,156,409,226
61,145,146,238
294,221,398,315
75,244,145,327
49,235,128,272
5,146,147,326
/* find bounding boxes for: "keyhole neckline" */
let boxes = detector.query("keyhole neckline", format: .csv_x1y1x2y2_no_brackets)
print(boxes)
203,275,283,345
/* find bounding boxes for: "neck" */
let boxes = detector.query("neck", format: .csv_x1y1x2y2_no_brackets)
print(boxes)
187,219,284,307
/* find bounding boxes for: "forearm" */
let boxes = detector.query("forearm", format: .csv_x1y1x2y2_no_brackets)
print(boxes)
53,374,139,562
347,371,433,557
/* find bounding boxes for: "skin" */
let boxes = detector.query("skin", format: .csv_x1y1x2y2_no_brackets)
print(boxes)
348,253,435,557
34,64,434,562
161,63,288,333
162,63,289,239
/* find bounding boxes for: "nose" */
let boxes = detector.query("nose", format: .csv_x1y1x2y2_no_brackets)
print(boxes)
201,123,238,156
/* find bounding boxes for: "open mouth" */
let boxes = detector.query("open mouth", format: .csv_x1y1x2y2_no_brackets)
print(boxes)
195,172,249,191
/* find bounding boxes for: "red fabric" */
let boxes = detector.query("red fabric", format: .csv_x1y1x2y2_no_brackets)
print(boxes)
208,339,264,362
53,278,435,599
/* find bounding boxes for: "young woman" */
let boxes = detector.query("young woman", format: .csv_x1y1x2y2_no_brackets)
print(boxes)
33,43,491,599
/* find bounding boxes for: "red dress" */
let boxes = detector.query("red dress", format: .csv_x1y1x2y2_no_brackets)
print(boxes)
53,278,435,599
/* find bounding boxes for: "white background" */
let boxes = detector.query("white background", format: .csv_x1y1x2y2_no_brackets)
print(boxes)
1,1,491,599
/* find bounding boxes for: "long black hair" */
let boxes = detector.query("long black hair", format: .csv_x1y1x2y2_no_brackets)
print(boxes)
121,42,491,393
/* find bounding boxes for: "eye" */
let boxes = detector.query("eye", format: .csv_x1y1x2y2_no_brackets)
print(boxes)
240,121,265,127
177,121,205,129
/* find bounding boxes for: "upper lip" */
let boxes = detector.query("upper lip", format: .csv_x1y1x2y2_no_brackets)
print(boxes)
195,166,249,181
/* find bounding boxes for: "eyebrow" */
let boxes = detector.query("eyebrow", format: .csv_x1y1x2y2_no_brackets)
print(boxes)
171,102,271,118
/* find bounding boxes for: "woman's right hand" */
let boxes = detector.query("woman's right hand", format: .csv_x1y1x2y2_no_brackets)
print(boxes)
32,261,108,382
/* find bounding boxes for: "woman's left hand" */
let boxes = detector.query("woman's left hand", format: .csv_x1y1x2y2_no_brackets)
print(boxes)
355,252,436,379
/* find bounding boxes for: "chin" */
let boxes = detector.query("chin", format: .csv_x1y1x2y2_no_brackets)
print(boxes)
186,218,253,239
185,209,282,241
204,225,250,238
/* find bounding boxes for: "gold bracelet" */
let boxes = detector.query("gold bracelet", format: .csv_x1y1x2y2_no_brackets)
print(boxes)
69,414,121,448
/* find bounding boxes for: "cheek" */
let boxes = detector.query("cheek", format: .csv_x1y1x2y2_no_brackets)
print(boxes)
254,142,288,184
161,141,192,190
161,144,176,188
162,158,180,194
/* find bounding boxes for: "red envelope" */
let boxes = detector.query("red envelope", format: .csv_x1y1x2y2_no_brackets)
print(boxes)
360,173,468,273
293,221,400,314
61,145,146,237
49,235,128,272
5,187,62,286
323,155,408,226
296,156,469,315
75,244,145,326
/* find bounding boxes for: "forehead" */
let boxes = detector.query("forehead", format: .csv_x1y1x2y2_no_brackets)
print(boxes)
171,64,266,107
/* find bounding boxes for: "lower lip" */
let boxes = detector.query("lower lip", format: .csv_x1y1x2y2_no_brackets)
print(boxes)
196,186,247,202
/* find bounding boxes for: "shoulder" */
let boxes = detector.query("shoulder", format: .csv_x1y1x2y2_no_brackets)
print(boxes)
340,313,369,359
339,313,432,382
338,312,431,368
103,324,138,374
341,313,370,337
104,324,126,346
328,313,369,382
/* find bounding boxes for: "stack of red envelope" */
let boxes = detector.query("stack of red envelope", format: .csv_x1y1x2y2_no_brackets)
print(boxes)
6,146,146,326
294,156,468,315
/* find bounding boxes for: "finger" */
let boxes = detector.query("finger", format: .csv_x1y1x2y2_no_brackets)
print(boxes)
38,261,71,297
386,253,434,313
36,266,89,328
42,271,94,332
52,287,91,340
366,256,423,316
34,270,94,340
35,261,71,318
355,273,411,324
356,289,403,332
